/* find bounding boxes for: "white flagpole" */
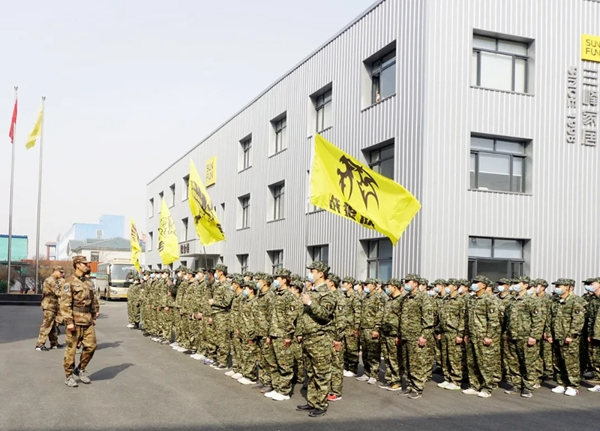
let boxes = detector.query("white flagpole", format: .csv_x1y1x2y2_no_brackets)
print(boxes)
7,86,17,292
34,96,46,293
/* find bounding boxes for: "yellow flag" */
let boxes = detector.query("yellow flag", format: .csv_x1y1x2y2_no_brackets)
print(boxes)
130,218,142,273
310,134,421,245
189,159,226,245
158,200,179,265
25,108,43,149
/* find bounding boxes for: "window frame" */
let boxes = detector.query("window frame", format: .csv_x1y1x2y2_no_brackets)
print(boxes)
269,250,284,274
148,232,153,251
367,142,395,179
239,195,250,229
470,136,527,193
468,236,525,279
371,51,397,103
149,198,154,218
315,89,332,133
181,217,189,242
169,184,176,207
365,238,393,279
270,182,285,221
182,176,189,201
308,244,329,265
237,254,249,273
274,117,287,154
241,137,252,170
90,251,100,262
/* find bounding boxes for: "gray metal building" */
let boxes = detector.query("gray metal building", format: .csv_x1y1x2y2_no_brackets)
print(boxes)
146,0,600,288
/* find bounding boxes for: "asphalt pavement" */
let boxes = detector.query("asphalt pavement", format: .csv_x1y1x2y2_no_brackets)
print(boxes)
1,303,600,431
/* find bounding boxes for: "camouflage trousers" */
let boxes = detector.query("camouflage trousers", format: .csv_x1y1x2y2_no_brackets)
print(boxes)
172,310,182,343
507,339,539,391
272,337,297,396
553,339,582,389
230,332,242,372
501,333,510,383
36,309,59,347
127,300,141,324
257,337,277,386
589,339,600,380
329,340,344,396
537,339,554,380
202,319,217,358
580,328,591,373
342,329,360,374
402,338,432,393
441,332,464,386
178,313,195,350
160,308,174,341
212,313,231,366
303,333,333,411
240,339,259,380
292,340,305,383
466,337,499,392
359,329,381,379
64,325,96,378
190,319,204,353
381,334,401,386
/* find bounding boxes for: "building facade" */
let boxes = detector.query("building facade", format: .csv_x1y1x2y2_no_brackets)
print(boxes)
56,215,125,259
146,0,600,289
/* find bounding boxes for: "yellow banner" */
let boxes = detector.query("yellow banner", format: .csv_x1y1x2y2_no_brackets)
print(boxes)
130,218,142,273
310,134,421,245
205,156,217,187
25,108,43,150
189,159,226,246
582,34,600,62
158,200,179,265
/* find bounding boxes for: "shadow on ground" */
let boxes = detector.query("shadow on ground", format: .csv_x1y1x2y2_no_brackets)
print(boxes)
89,363,134,381
96,340,123,350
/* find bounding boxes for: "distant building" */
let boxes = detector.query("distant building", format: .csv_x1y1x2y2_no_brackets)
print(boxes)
68,237,146,268
0,234,28,262
56,215,125,259
45,242,56,261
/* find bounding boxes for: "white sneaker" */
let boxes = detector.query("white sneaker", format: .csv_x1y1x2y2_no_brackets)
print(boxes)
271,392,290,401
445,383,461,391
264,390,278,398
126,324,134,328
367,377,377,385
343,370,357,377
176,347,188,352
462,388,479,395
587,385,600,392
551,385,566,394
356,375,369,382
565,387,579,396
238,377,256,385
170,342,179,348
477,391,491,398
231,373,243,380
437,381,450,388
224,370,235,377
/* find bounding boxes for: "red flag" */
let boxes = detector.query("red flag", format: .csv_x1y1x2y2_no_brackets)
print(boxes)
8,99,17,144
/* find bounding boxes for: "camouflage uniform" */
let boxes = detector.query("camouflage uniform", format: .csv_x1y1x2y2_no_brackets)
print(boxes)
255,276,276,387
359,279,386,379
127,279,142,327
60,257,99,378
380,279,403,387
533,279,553,381
586,281,600,380
439,287,467,387
399,274,435,395
327,274,347,397
344,280,362,374
239,284,259,381
230,277,245,374
36,270,63,347
549,279,587,389
209,265,233,366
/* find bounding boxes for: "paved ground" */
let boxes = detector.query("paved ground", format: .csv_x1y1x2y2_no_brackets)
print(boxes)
2,303,600,431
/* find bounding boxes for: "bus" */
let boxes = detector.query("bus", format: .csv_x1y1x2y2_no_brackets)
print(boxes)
96,259,138,300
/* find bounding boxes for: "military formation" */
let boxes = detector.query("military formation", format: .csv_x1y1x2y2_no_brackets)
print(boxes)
125,261,600,416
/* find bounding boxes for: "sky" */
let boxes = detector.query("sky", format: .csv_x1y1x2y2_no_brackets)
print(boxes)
0,0,375,257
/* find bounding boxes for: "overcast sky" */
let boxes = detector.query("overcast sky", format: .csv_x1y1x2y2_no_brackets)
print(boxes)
0,0,374,257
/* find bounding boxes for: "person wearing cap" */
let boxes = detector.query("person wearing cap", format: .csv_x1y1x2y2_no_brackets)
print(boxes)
253,273,277,393
199,268,218,364
463,275,500,398
60,256,99,387
379,278,404,392
356,278,386,386
206,264,233,370
494,278,512,384
225,275,246,378
295,261,335,418
398,274,435,399
35,266,65,351
288,280,306,385
153,269,172,344
173,269,195,353
547,278,586,396
532,278,553,384
340,276,360,378
168,266,186,349
325,273,347,402
584,278,600,392
189,267,210,361
126,274,142,330
431,279,447,375
266,268,301,401
237,280,260,385
581,278,596,380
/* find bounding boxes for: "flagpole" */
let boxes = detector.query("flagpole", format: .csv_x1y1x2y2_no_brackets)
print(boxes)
7,86,17,292
34,96,46,293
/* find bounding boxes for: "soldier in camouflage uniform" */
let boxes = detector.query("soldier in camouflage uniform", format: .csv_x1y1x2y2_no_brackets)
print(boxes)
295,261,335,418
208,264,233,369
175,269,196,353
200,269,218,364
356,278,386,385
289,280,305,386
189,268,209,360
35,266,65,350
463,275,500,398
534,278,553,383
398,274,434,399
60,256,99,387
503,276,544,398
437,278,467,391
494,278,512,383
126,276,142,329
267,268,302,401
326,273,347,401
584,277,600,392
432,279,447,371
343,277,362,377
226,275,245,378
548,278,586,396
169,266,186,349
379,278,403,392
254,273,276,393
581,278,596,379
237,280,260,385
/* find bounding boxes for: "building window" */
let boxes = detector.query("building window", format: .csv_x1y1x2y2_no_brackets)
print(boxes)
470,136,526,193
308,245,329,265
273,116,287,154
366,142,394,179
371,51,396,103
238,254,249,273
149,198,154,217
169,184,175,207
90,252,100,262
181,218,188,242
148,232,153,251
238,195,250,229
96,230,103,239
365,238,392,281
240,136,252,170
468,237,525,281
268,250,283,274
315,89,332,133
157,263,162,270
182,176,189,201
269,182,285,221
472,35,529,93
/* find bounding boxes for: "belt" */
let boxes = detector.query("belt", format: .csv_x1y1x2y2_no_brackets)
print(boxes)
73,306,92,313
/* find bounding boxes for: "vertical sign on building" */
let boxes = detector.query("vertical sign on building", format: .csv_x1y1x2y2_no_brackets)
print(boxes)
566,66,578,144
205,156,217,187
581,34,599,147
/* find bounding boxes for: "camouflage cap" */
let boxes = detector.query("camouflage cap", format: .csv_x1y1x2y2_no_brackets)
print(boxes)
342,276,356,285
497,278,512,285
387,278,403,288
552,278,575,286
446,278,458,286
242,271,254,278
195,267,205,274
515,275,532,284
175,265,185,272
583,277,600,285
274,268,292,278
433,279,447,286
403,273,420,283
215,264,228,273
471,275,491,286
365,278,378,285
290,280,304,290
231,275,244,286
328,273,340,285
52,265,64,272
306,261,330,273
534,278,548,287
459,278,470,287
290,274,301,281
72,255,90,266
260,274,274,285
418,277,429,286
142,270,151,275
375,278,383,285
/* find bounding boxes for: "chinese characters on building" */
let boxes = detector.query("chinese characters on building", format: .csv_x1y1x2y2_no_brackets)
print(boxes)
582,68,598,146
180,243,190,255
566,67,577,144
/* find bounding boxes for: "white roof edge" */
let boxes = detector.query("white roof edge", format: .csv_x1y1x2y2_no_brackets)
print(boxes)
146,0,385,186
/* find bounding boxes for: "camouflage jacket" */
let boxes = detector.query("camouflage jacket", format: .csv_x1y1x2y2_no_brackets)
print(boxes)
587,295,600,339
399,290,434,340
439,295,466,337
210,279,233,316
59,274,99,326
41,275,62,311
465,292,501,339
230,292,244,332
380,293,403,336
296,283,335,338
128,283,141,306
188,280,210,315
174,280,189,308
536,293,552,337
359,290,386,330
239,296,258,341
349,291,363,331
255,287,275,337
269,288,302,339
505,294,545,341
181,280,197,314
332,290,351,341
549,292,586,343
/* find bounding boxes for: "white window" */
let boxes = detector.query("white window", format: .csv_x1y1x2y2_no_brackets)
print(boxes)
182,176,189,201
468,237,525,281
169,184,175,207
238,195,250,229
149,198,154,217
366,142,394,179
240,136,252,171
273,116,287,154
159,191,164,202
470,136,527,193
315,89,332,133
148,232,153,251
308,244,329,265
96,230,103,239
238,254,249,273
181,218,188,242
268,250,283,274
269,182,285,221
365,239,392,281
472,35,529,93
371,51,396,103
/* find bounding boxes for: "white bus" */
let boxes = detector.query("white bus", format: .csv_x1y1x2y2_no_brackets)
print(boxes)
96,259,137,300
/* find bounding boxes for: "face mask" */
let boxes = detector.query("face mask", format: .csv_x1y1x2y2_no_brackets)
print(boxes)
458,286,466,294
404,284,412,293
341,287,347,292
384,287,391,296
364,287,371,294
526,288,534,295
230,285,235,291
204,275,209,282
585,285,596,293
242,290,249,298
512,284,520,293
444,287,451,295
307,273,315,283
353,285,359,291
161,274,167,279
497,286,505,293
554,287,564,296
469,284,479,292
469,291,476,296
256,282,261,290
434,287,440,294
427,290,436,297
273,280,281,289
